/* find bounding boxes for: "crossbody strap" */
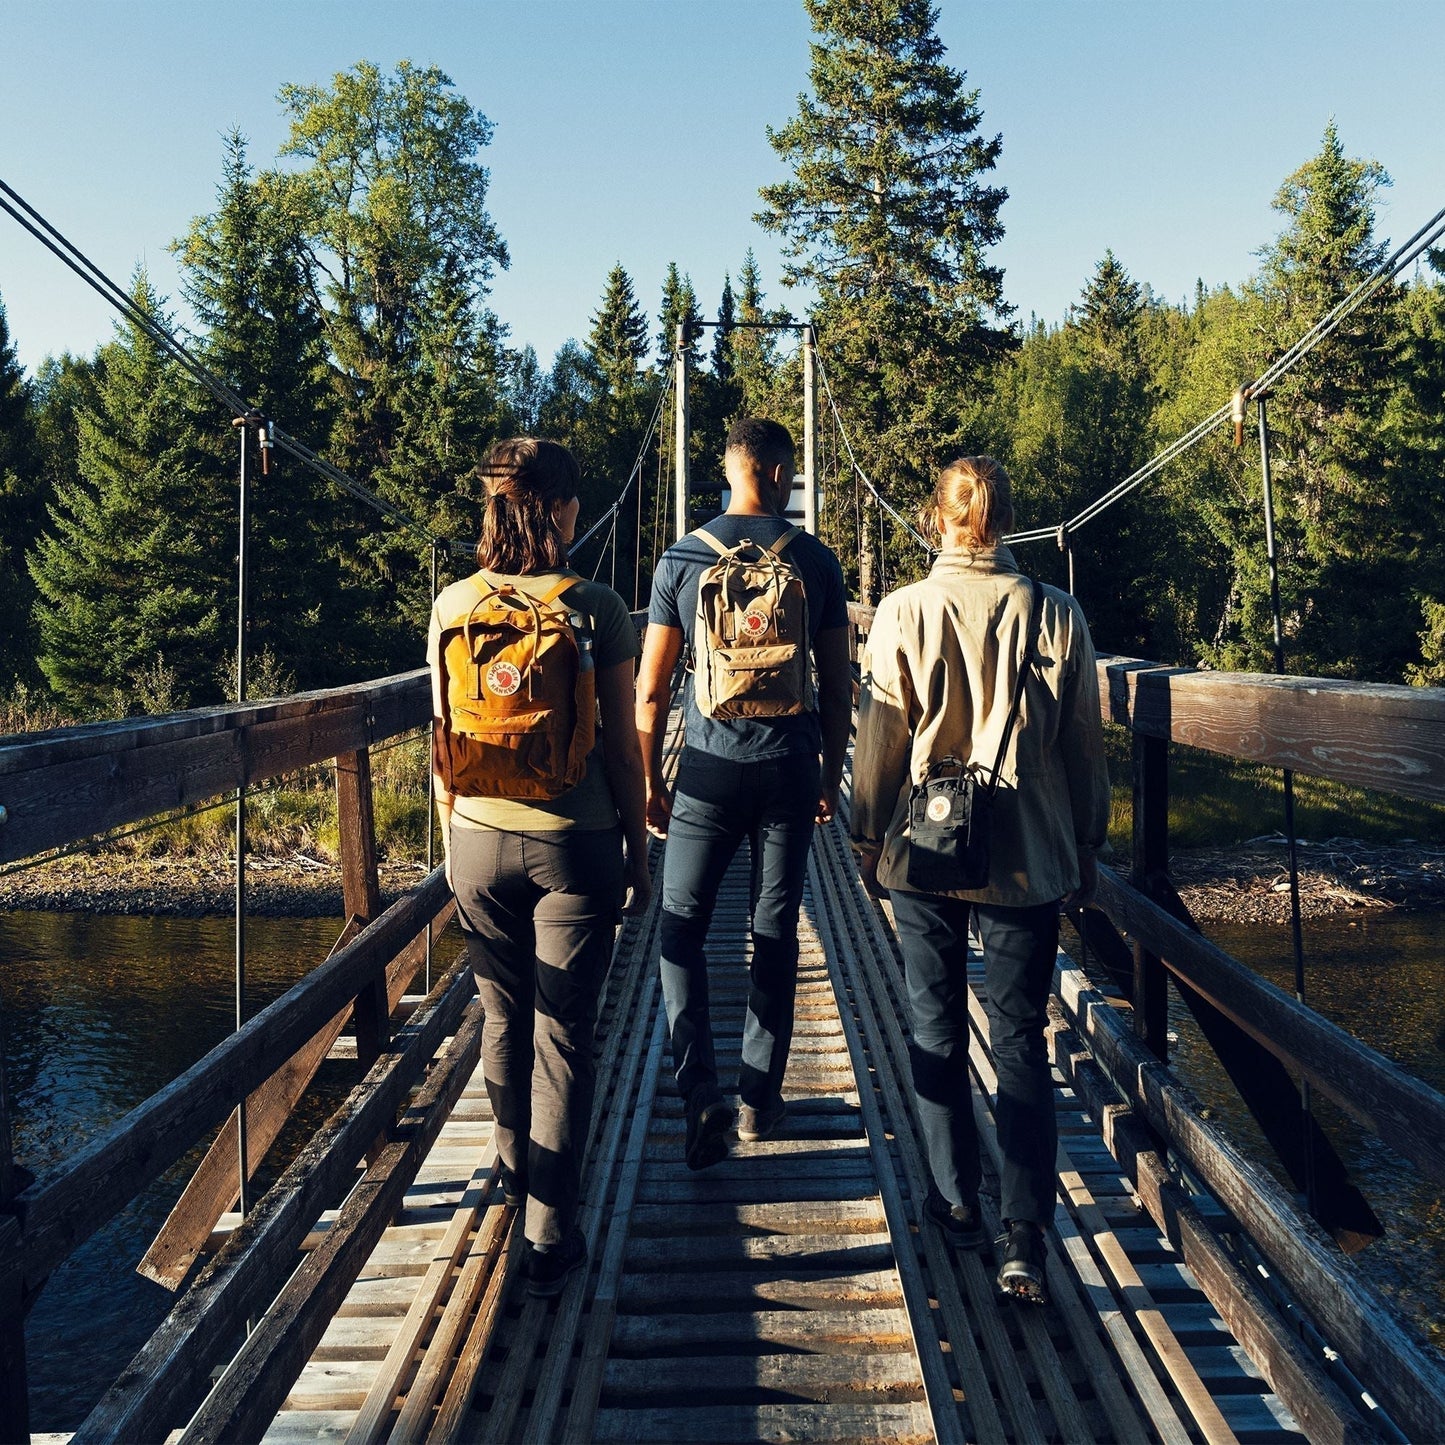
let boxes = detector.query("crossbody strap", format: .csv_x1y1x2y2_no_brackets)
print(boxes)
983,578,1044,800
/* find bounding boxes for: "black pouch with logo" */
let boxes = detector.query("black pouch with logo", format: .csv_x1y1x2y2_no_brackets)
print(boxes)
903,579,1043,894
907,759,992,891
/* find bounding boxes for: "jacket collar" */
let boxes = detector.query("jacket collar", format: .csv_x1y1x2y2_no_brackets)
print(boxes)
929,543,1020,578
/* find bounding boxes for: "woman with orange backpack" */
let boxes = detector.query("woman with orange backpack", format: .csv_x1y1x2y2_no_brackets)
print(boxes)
429,437,650,1297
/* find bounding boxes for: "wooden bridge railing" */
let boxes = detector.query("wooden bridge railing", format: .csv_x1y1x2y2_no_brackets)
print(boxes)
846,602,1445,1442
0,670,462,1441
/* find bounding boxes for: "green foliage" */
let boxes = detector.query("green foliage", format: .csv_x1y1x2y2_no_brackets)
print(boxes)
0,294,44,684
264,60,514,661
758,0,1014,600
29,274,231,715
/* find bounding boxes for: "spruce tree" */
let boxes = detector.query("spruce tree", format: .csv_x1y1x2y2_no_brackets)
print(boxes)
657,264,703,363
589,264,650,392
0,296,43,685
758,0,1013,594
177,131,355,689
30,275,230,714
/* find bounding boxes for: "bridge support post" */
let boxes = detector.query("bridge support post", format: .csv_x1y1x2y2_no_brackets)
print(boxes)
336,748,388,1073
802,324,817,534
673,326,690,542
1131,731,1170,1059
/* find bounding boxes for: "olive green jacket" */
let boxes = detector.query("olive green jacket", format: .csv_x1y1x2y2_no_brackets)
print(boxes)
851,545,1110,906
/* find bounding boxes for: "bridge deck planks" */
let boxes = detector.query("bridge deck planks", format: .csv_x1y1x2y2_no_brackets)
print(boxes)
254,806,1312,1444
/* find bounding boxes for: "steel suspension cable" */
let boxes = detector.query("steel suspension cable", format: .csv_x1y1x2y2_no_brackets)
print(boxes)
0,177,451,551
571,355,677,557
812,349,933,554
1008,198,1445,546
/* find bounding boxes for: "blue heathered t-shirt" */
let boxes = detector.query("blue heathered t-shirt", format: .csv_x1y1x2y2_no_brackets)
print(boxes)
648,514,849,761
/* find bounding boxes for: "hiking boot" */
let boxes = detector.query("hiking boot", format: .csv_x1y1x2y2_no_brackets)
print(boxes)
685,1091,734,1171
499,1165,525,1208
737,1096,787,1142
996,1220,1049,1304
924,1185,985,1249
525,1227,587,1298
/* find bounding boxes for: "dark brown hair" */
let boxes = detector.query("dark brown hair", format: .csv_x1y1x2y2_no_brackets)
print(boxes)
473,438,581,574
922,456,1015,551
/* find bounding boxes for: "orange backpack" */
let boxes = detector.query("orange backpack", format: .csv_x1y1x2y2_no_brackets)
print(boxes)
432,573,595,800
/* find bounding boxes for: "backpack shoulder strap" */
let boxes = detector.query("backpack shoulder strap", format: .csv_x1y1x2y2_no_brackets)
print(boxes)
692,527,732,558
533,572,583,608
768,525,802,557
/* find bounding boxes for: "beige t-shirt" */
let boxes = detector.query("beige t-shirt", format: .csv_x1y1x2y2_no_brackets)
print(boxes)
428,570,641,832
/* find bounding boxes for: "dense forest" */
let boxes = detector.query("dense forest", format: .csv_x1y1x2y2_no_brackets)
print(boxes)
2,0,1443,722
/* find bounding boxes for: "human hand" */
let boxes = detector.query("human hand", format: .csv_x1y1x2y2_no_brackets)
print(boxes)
1060,852,1098,910
621,849,652,917
645,786,674,839
855,844,888,900
815,786,840,827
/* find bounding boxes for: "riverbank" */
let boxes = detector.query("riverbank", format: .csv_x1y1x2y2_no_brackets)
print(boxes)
0,853,426,917
3,836,1444,922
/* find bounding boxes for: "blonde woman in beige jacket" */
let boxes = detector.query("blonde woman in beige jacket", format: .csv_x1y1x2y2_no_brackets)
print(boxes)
851,456,1109,1306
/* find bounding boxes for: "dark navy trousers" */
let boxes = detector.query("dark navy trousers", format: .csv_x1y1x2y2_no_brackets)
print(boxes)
890,890,1060,1228
658,747,821,1111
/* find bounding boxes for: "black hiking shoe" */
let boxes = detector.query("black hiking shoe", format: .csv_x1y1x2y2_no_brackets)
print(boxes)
737,1096,787,1142
924,1185,985,1249
685,1091,734,1171
996,1220,1049,1304
525,1227,587,1298
498,1165,525,1208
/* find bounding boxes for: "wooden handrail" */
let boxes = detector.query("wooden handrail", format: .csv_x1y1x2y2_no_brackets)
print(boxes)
11,867,449,1291
0,671,430,864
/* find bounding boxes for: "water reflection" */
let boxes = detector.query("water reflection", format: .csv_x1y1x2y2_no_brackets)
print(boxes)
0,910,355,1430
1178,908,1445,1352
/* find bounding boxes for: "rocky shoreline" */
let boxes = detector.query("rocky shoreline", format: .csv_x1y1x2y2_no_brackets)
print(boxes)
2,837,1443,924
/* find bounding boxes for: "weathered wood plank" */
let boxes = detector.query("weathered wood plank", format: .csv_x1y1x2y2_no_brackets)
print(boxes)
1097,657,1445,803
1095,866,1445,1186
0,673,429,863
1058,963,1445,1443
141,898,453,1289
70,961,474,1445
600,1351,924,1404
606,1308,915,1357
589,1400,935,1444
1050,1017,1386,1445
15,868,451,1289
176,1000,487,1445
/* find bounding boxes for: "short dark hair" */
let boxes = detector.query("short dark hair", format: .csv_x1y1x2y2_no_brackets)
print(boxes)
725,417,794,472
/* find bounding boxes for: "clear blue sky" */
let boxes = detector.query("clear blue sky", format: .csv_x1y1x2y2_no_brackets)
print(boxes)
2,0,1442,380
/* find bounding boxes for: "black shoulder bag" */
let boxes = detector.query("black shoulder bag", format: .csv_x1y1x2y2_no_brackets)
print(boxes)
905,579,1044,894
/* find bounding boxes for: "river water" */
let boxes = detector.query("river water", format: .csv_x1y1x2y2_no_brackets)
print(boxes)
0,910,361,1430
1,905,1441,1428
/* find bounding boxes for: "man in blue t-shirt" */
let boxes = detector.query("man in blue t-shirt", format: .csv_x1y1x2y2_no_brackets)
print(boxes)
636,417,852,1170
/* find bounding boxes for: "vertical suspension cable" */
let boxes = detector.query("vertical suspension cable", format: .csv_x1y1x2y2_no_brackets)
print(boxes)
232,418,252,1227
1256,392,1317,1215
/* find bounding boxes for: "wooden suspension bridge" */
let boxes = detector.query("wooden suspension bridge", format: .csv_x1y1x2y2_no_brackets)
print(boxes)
1,610,1444,1443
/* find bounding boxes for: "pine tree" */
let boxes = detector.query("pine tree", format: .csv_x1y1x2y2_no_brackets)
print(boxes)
1217,124,1406,678
30,275,230,714
657,264,703,363
758,0,1013,596
712,275,737,390
0,295,44,684
177,131,355,689
588,264,650,393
